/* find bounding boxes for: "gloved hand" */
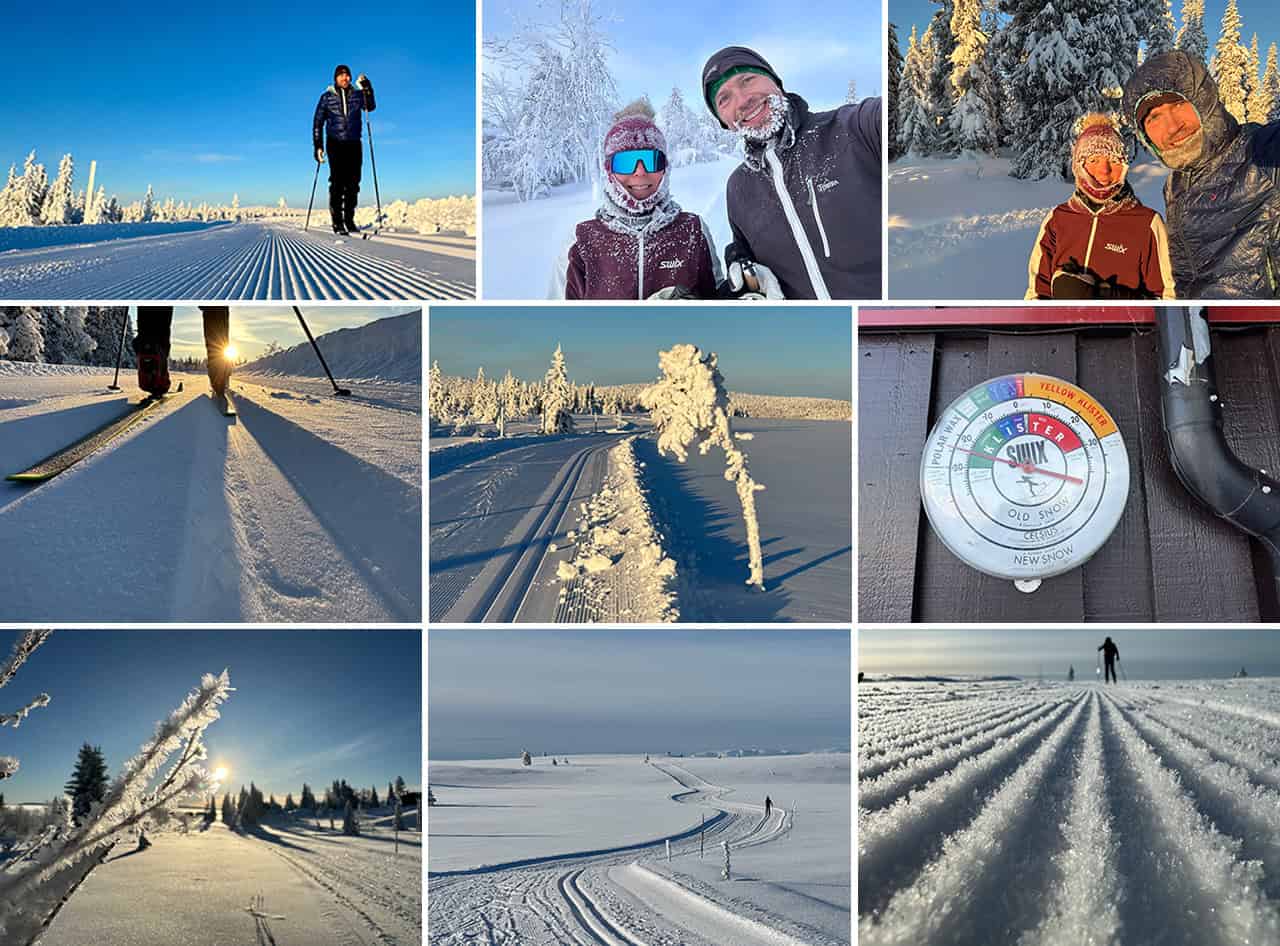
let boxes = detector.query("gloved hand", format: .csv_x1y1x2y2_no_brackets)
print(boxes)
648,286,699,300
1050,268,1097,299
727,260,785,299
315,148,325,164
357,74,369,90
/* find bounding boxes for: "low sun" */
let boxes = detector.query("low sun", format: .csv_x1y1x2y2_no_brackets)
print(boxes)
213,766,229,782
223,344,239,361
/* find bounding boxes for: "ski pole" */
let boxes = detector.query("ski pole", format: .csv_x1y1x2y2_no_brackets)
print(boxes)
108,308,129,390
366,116,383,234
292,306,352,396
305,158,321,232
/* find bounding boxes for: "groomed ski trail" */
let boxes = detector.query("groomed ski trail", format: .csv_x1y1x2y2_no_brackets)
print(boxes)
427,762,818,946
0,374,421,622
858,680,1280,946
0,222,474,300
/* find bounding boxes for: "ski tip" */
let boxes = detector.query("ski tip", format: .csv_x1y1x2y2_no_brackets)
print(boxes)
6,472,53,483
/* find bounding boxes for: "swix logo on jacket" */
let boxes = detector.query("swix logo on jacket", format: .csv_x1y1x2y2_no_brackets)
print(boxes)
725,93,883,300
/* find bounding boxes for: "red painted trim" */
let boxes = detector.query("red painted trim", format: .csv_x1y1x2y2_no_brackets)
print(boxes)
859,306,1280,327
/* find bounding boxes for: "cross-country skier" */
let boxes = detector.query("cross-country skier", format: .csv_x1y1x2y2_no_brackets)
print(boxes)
1068,665,1075,682
1025,113,1175,300
764,795,773,817
1098,636,1120,685
133,306,233,397
313,64,377,236
550,99,722,299
701,47,882,300
1122,50,1280,298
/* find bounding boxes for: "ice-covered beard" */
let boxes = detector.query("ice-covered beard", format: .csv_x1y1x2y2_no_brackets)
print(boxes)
1157,127,1205,169
736,93,787,142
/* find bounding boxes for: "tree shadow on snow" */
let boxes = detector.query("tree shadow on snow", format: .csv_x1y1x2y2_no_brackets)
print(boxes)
632,436,790,622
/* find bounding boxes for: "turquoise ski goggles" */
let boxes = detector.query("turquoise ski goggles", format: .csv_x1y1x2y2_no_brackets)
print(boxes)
609,149,668,175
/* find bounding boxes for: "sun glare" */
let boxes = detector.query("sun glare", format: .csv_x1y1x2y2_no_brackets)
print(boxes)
213,766,229,782
224,344,239,361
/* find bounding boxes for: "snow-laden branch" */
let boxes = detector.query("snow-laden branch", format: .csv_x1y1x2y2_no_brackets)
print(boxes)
1,692,51,730
641,344,767,588
0,629,52,692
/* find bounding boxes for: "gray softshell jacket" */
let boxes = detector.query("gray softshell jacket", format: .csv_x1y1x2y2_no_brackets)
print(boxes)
1123,50,1280,298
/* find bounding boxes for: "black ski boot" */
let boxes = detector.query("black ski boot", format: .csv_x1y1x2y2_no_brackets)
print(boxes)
133,306,173,396
201,306,233,396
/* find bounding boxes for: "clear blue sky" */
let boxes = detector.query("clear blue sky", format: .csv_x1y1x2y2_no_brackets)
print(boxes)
486,0,883,114
429,630,851,760
893,0,1280,64
428,307,852,399
159,304,416,360
3,0,474,206
860,628,1280,680
2,630,421,804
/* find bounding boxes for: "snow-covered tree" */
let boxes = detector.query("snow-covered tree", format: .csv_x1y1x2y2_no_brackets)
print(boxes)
521,750,532,766
1176,0,1208,64
2,307,46,363
300,783,316,811
63,746,109,821
889,23,905,161
1245,33,1271,123
640,344,767,589
45,307,97,365
1264,42,1280,122
659,88,702,165
41,154,75,226
845,80,858,105
542,344,575,434
342,799,360,835
948,0,999,154
471,366,499,423
899,25,939,156
1211,0,1249,122
925,0,959,155
141,185,155,222
428,360,448,423
1145,0,1177,57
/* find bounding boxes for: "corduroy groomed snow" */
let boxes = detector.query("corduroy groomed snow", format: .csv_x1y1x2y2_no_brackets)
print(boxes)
701,47,784,127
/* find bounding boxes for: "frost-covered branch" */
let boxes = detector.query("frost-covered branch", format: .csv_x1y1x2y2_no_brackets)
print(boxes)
0,629,52,691
640,345,767,589
0,693,51,733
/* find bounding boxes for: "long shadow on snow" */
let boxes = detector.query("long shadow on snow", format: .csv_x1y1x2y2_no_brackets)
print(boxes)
632,435,789,622
0,397,242,621
234,394,421,620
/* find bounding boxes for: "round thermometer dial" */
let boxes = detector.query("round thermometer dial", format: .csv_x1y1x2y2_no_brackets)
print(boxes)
919,373,1129,583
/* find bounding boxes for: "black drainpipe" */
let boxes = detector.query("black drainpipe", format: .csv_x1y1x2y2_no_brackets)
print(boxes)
1156,306,1280,590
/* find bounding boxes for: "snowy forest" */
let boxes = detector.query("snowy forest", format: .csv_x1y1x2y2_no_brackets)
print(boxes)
428,346,853,431
482,0,859,200
890,0,1280,178
0,307,135,367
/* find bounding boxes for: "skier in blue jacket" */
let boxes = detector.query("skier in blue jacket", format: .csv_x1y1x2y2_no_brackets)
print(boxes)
313,64,377,236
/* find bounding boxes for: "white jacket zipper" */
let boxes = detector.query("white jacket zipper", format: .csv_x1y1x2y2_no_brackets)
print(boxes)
1083,212,1100,270
765,143,831,299
806,179,832,258
637,232,645,299
341,88,348,118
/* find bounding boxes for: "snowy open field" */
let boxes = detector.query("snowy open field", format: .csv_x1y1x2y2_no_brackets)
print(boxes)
0,323,421,622
428,752,850,945
36,811,421,946
858,677,1280,946
0,220,474,300
482,158,736,299
428,417,851,623
888,154,1169,299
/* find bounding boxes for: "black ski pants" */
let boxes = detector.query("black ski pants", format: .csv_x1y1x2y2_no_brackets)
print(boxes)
327,139,363,228
134,306,231,392
1104,659,1117,684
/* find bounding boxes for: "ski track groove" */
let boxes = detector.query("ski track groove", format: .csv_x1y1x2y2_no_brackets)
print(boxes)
81,228,474,300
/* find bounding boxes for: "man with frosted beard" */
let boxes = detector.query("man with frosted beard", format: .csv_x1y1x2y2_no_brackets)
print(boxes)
701,47,882,300
1122,50,1280,298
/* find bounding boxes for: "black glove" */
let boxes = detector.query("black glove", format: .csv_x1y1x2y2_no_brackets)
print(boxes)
1050,267,1098,299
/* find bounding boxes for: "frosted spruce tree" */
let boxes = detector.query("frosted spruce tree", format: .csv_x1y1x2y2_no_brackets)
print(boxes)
521,750,532,766
428,360,448,423
948,0,998,154
1176,0,1208,64
542,344,575,434
472,367,499,423
1264,43,1280,122
1246,33,1270,123
2,307,46,363
640,344,767,589
889,23,904,161
1211,0,1249,122
1145,0,1177,56
925,0,959,155
899,26,939,156
16,152,48,227
1002,0,1140,179
41,154,75,226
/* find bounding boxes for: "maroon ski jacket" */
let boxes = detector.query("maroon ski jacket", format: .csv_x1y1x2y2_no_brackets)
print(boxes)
553,210,721,300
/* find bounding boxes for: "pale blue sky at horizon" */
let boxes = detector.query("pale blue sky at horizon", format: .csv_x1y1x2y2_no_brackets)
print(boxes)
860,629,1280,680
1,630,421,805
429,630,851,760
485,0,884,118
428,307,852,399
152,305,415,361
893,0,1280,61
2,0,474,206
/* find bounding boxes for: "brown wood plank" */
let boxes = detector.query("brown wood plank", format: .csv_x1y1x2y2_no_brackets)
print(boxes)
857,334,936,622
1078,333,1156,622
1217,326,1280,620
1132,326,1259,621
914,335,1085,622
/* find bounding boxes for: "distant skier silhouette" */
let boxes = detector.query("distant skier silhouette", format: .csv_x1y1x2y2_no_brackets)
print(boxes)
764,795,773,818
1098,637,1121,684
1068,665,1075,682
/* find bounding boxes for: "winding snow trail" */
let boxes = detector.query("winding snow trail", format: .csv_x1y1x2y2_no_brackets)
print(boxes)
427,761,839,946
859,679,1280,946
0,369,421,622
0,222,474,299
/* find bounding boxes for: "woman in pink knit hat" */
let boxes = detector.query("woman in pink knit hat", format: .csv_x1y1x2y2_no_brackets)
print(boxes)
1026,113,1176,300
550,99,723,299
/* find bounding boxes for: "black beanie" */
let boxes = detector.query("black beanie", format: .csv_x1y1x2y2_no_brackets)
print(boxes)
334,64,352,81
702,47,784,127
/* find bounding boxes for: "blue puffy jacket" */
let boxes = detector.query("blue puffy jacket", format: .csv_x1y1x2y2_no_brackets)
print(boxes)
313,79,376,149
1123,51,1280,298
